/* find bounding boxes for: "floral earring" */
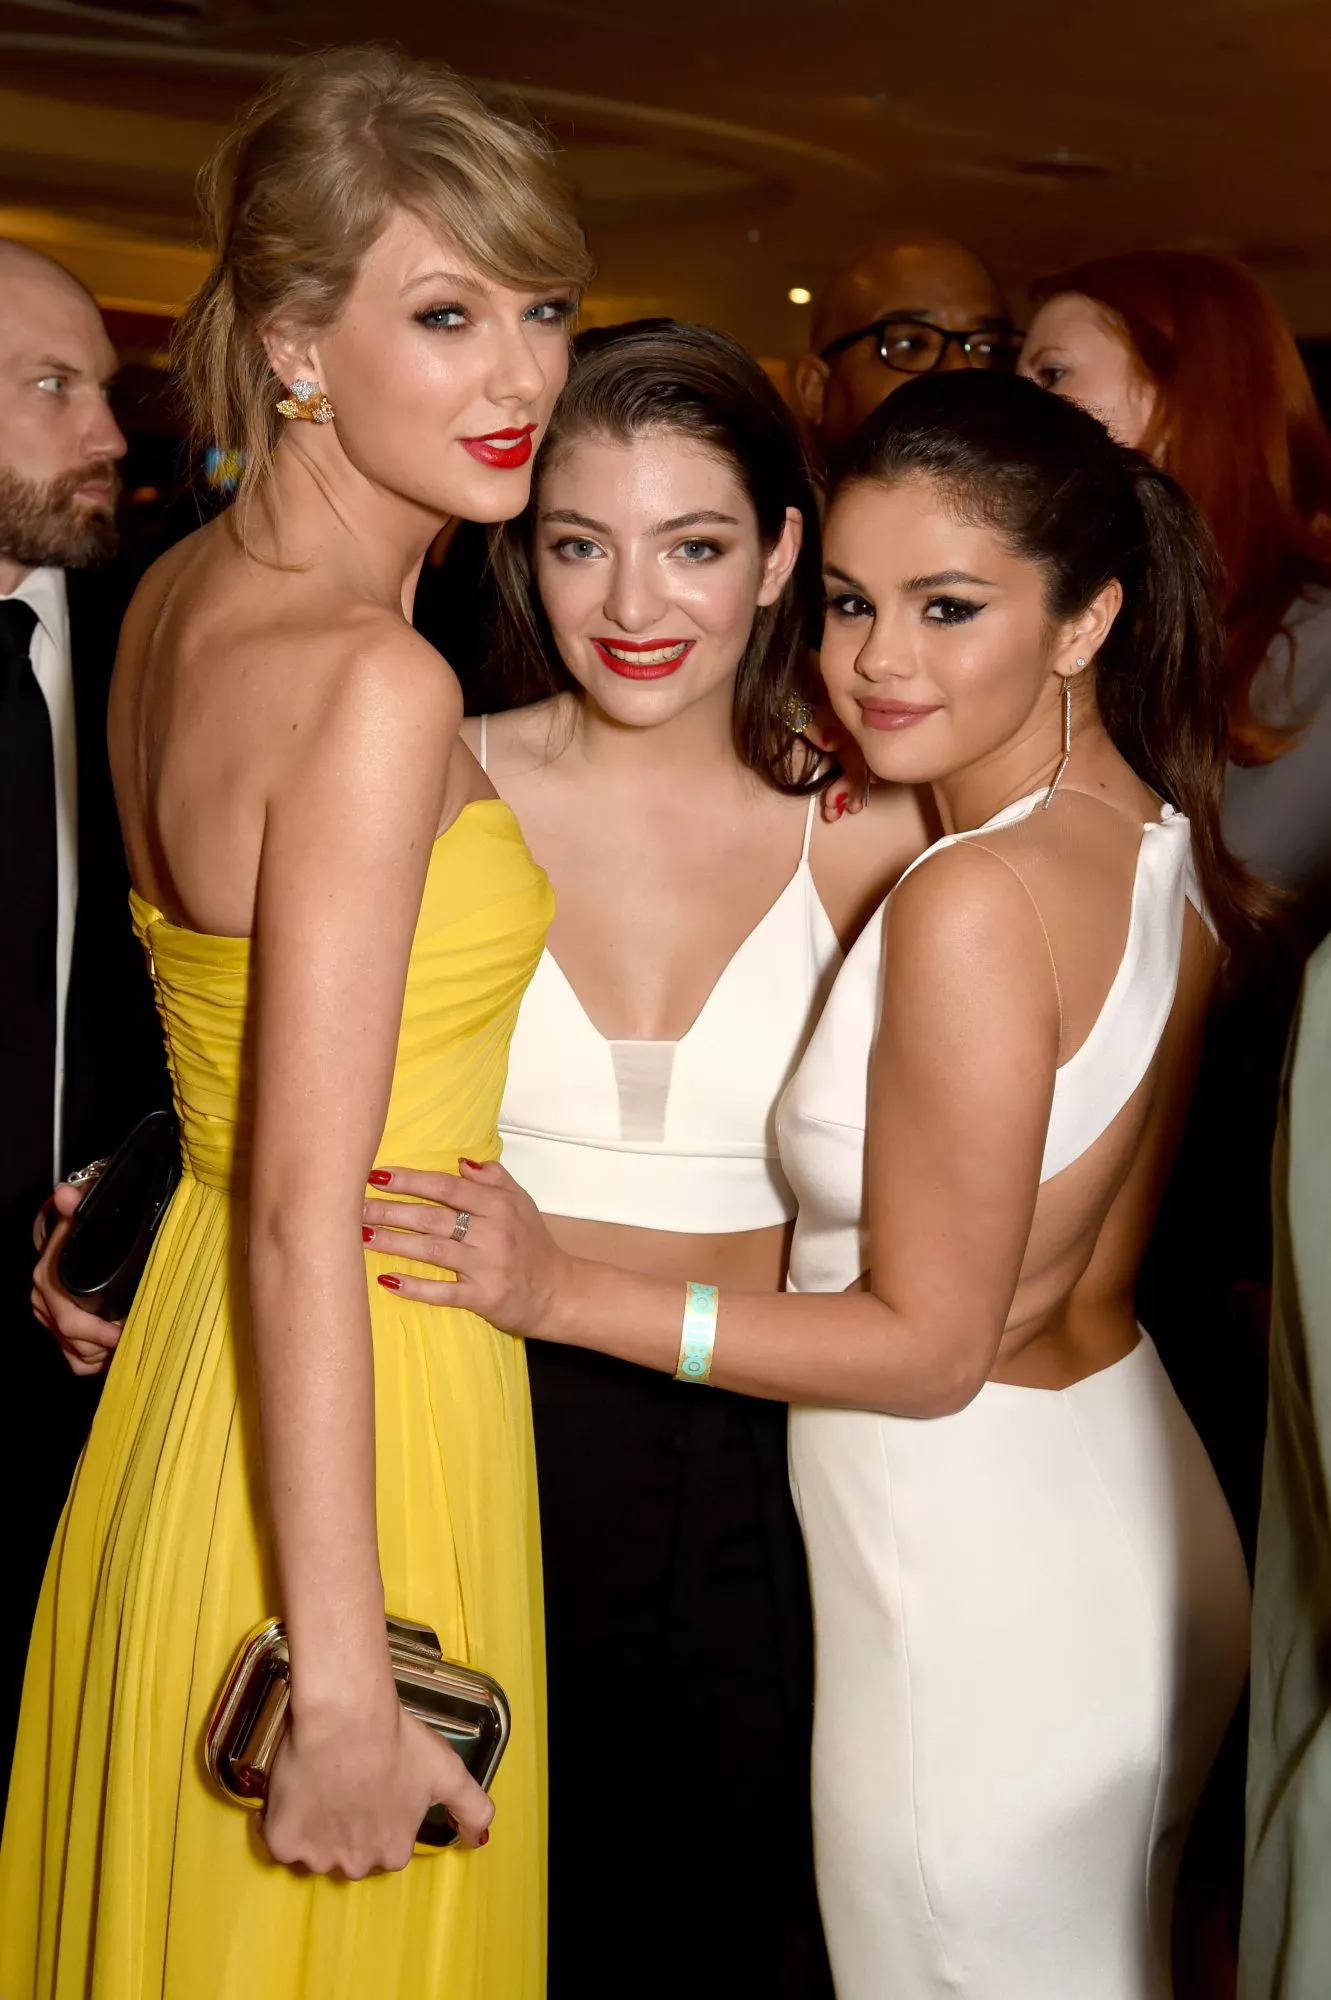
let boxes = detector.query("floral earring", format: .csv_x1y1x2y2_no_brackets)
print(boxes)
276,378,335,425
782,692,814,737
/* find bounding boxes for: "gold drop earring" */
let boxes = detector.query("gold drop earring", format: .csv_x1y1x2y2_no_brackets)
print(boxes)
1042,660,1083,810
276,377,335,425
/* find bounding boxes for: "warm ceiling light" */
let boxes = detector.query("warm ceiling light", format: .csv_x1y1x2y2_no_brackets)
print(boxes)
788,286,812,306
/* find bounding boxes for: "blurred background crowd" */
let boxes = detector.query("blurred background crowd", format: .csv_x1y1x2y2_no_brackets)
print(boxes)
5,0,1331,544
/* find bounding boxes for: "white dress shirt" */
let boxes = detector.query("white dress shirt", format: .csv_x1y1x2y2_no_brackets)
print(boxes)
2,568,78,1177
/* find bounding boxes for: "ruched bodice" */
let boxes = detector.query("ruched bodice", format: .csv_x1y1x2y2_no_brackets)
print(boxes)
1,795,556,2000
130,799,553,1192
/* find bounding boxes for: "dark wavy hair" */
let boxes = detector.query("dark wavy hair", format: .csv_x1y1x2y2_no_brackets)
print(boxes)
488,318,826,792
830,370,1276,956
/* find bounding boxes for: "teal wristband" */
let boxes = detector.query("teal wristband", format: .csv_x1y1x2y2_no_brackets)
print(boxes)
675,1280,719,1385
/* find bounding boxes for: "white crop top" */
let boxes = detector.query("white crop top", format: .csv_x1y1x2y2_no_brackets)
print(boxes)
484,718,844,1232
780,788,1205,1296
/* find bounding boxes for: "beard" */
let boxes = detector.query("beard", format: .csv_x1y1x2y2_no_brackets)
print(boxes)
0,456,119,569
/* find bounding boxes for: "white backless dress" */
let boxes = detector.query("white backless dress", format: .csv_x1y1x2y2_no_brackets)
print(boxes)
778,791,1251,2000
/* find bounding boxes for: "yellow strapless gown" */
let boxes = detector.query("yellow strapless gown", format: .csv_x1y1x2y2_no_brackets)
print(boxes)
0,800,553,1999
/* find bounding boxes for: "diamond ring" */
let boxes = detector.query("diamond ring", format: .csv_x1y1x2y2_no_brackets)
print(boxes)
451,1211,471,1243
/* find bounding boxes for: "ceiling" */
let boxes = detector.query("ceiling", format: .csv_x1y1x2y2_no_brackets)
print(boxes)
2,0,1331,360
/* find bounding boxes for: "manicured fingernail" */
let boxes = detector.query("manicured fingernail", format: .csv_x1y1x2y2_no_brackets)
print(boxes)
362,1226,375,1244
461,1158,483,1171
835,793,847,818
478,1828,489,1847
369,1170,392,1186
378,1274,401,1292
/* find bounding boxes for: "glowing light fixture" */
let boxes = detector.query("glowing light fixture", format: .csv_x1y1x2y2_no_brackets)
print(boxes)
788,286,812,306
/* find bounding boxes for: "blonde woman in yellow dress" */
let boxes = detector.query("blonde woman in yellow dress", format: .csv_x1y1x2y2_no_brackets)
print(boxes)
0,48,591,1998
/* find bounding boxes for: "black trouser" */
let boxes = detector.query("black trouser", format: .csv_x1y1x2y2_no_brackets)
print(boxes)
529,1340,833,2000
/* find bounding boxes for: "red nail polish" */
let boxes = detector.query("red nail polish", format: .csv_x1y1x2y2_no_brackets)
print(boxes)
478,1828,489,1847
461,1158,483,1171
368,1170,392,1187
378,1275,401,1292
835,794,848,818
362,1226,375,1243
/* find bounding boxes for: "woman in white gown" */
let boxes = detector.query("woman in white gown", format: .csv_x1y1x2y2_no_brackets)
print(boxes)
359,371,1265,1998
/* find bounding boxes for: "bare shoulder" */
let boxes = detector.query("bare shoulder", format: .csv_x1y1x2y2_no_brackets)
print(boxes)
890,835,1045,934
810,781,935,946
884,840,1062,1032
467,695,578,781
312,606,459,724
238,606,459,852
962,782,1157,898
309,610,461,791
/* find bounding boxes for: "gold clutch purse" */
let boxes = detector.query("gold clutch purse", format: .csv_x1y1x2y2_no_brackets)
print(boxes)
205,1614,510,1853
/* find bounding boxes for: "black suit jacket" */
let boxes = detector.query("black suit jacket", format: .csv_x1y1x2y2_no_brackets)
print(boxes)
2,562,170,1788
61,566,171,1170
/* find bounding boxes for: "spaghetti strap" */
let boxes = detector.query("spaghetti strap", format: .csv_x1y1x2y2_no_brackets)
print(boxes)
479,713,489,773
800,792,818,865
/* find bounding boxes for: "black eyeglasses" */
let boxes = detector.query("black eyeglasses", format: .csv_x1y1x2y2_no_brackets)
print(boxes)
820,315,1024,376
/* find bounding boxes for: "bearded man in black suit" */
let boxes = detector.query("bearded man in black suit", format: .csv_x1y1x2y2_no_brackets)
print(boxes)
0,240,168,1786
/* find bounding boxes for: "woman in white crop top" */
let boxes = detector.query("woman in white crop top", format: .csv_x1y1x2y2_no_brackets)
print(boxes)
366,323,927,1998
370,373,1273,1997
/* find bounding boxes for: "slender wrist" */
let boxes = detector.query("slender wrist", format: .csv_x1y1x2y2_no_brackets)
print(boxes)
290,1660,398,1729
287,1621,395,1720
536,1250,594,1345
281,1562,390,1690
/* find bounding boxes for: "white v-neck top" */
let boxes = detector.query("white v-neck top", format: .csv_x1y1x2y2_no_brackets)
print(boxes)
484,718,844,1232
780,788,1205,1296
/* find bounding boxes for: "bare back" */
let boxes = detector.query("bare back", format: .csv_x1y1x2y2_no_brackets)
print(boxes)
111,518,488,938
970,789,1215,1383
865,771,1217,1392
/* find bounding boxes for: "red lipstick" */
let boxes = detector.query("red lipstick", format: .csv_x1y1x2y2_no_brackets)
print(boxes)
591,638,696,681
858,698,941,732
461,424,537,469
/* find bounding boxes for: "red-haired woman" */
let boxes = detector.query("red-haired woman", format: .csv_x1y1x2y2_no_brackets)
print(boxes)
1023,252,1331,1994
1020,251,1331,925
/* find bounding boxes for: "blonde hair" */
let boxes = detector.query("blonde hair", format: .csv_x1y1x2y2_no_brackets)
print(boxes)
177,46,593,511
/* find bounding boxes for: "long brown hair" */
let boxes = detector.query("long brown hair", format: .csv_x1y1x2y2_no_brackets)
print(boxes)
489,318,826,793
833,370,1276,956
176,45,592,522
1031,252,1331,764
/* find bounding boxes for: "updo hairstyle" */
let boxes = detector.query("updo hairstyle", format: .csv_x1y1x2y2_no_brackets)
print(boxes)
176,45,593,512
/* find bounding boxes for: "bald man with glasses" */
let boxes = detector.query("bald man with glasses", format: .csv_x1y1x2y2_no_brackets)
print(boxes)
794,235,1020,463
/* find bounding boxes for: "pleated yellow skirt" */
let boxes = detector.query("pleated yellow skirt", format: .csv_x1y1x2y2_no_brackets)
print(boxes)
0,801,551,1998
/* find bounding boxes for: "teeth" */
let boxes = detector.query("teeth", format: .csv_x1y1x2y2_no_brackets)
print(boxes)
602,642,690,666
483,435,525,449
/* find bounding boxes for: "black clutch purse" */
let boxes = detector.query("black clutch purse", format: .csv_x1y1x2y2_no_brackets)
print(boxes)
57,1108,182,1321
